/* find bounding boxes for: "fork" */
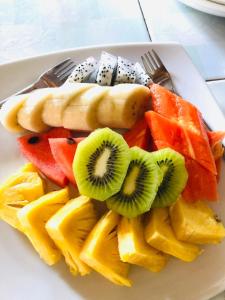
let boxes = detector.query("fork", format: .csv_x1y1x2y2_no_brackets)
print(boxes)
141,49,213,124
141,50,175,93
141,49,225,151
0,58,76,107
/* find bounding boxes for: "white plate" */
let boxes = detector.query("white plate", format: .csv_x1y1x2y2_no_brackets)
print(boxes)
210,0,225,5
178,0,225,17
0,42,225,300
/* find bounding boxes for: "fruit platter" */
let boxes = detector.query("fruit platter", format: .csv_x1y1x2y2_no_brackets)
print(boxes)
0,43,225,300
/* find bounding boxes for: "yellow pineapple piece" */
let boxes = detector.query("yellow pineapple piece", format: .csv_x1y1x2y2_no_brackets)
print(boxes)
20,163,38,173
80,210,131,286
145,208,201,262
46,195,98,276
0,171,44,231
118,216,168,272
17,188,69,265
170,197,225,244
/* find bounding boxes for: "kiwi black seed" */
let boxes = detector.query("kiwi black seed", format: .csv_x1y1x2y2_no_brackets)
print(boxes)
73,128,130,201
106,146,162,218
151,148,188,208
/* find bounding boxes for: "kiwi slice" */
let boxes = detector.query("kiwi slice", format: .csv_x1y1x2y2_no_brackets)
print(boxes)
73,128,130,201
151,148,188,208
106,146,162,218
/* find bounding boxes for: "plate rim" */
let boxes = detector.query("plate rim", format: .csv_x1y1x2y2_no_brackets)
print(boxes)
0,41,180,67
178,0,225,17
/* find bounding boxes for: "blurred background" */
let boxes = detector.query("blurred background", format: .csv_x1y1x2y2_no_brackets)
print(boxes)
0,0,148,62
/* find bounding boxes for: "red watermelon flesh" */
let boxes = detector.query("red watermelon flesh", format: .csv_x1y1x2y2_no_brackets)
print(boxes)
49,137,84,185
17,128,71,187
182,158,218,202
123,118,149,150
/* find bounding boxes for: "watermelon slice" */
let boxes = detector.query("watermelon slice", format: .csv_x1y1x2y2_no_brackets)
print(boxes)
123,118,149,150
182,158,218,202
18,128,71,187
49,137,84,185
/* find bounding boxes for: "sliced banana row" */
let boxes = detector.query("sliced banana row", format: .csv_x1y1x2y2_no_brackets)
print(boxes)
0,83,150,133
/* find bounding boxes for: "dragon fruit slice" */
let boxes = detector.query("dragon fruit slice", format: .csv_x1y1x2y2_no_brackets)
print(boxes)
96,51,117,86
86,67,99,83
65,57,97,83
114,56,136,84
134,62,152,86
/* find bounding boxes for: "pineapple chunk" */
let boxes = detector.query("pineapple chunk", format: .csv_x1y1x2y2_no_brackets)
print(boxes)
118,216,168,272
46,195,98,276
80,210,131,287
145,208,201,262
0,171,44,231
17,188,69,265
170,197,225,244
20,163,38,173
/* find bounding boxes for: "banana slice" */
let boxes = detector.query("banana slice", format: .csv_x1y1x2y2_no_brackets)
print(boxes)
63,85,109,131
97,84,150,129
18,88,54,132
0,94,29,132
42,83,96,127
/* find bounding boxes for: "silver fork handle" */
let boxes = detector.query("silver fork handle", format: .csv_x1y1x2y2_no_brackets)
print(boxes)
0,80,49,108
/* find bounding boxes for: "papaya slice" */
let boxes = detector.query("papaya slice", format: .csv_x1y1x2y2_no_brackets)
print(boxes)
145,110,216,174
123,118,149,150
207,131,225,148
207,131,225,181
149,84,216,174
145,111,193,157
150,83,179,120
150,83,204,134
182,158,218,202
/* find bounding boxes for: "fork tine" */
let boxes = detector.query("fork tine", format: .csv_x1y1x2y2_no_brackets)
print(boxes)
144,53,155,71
57,61,76,76
151,49,163,67
49,58,72,74
141,55,153,74
147,51,159,69
54,60,75,76
58,63,76,80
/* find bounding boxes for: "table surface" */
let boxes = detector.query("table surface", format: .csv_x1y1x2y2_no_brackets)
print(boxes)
1,0,225,299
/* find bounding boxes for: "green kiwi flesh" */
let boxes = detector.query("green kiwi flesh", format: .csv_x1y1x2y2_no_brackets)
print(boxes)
151,148,188,208
73,128,130,201
106,146,162,218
